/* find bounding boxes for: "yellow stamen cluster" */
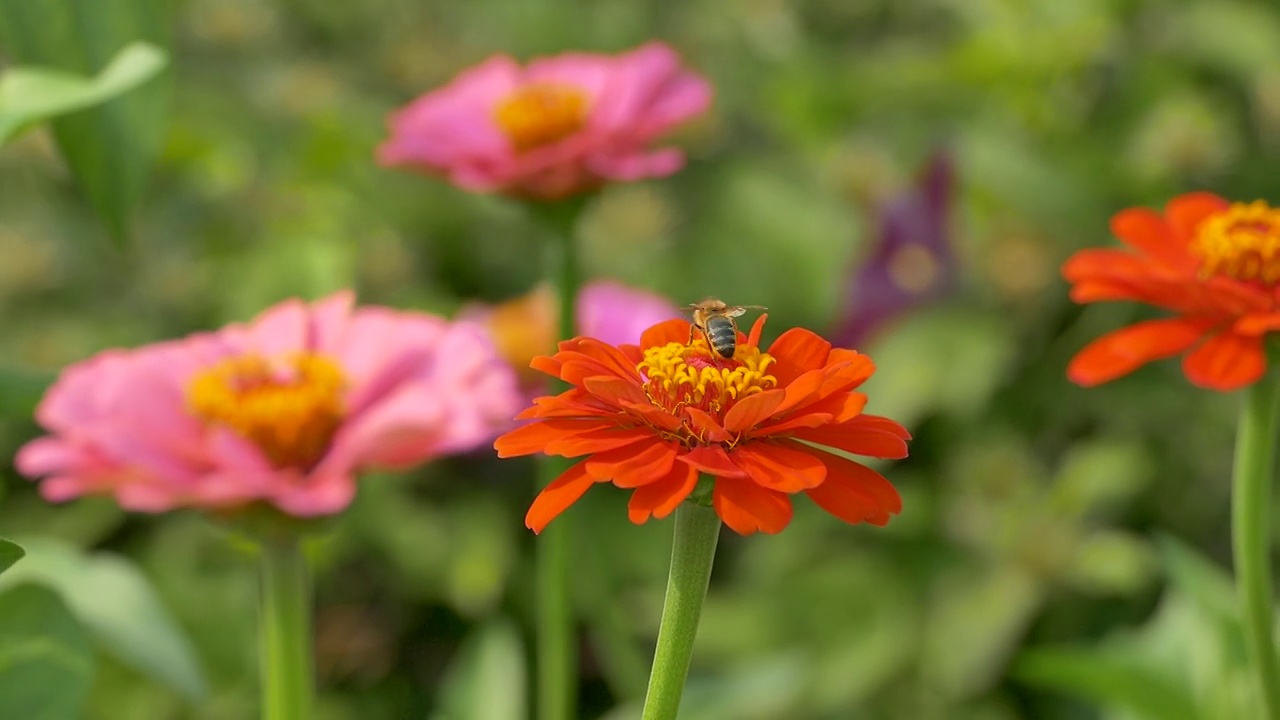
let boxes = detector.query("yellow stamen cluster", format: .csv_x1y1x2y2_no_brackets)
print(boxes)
187,353,346,469
493,83,589,152
638,338,777,441
1190,200,1280,285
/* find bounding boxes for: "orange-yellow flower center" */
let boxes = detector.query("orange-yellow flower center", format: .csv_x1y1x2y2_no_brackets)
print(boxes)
1190,200,1280,285
187,353,346,469
493,83,589,152
637,337,777,443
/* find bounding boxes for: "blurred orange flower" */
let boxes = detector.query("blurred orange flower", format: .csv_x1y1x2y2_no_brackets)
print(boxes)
495,315,908,535
1065,192,1280,391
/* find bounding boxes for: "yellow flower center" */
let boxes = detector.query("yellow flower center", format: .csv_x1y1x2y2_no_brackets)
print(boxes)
493,83,589,152
187,353,346,469
1190,200,1280,285
637,337,777,443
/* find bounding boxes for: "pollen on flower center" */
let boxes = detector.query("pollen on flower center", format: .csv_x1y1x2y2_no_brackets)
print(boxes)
493,83,589,152
187,353,346,469
1190,200,1280,285
637,338,777,442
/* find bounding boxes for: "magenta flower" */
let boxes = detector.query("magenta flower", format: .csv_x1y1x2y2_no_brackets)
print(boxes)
377,42,712,200
16,291,521,516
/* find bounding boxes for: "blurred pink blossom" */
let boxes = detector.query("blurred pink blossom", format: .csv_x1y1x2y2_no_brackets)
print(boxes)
462,280,681,386
16,291,521,516
377,42,712,200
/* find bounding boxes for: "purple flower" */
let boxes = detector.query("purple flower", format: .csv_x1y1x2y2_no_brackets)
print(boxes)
830,151,957,348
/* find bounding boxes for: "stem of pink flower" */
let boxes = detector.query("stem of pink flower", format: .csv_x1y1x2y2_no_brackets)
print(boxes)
530,197,589,720
641,499,722,720
1233,364,1280,719
259,536,314,720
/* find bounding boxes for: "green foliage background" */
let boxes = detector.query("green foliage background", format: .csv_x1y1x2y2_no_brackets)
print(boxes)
3,0,1280,717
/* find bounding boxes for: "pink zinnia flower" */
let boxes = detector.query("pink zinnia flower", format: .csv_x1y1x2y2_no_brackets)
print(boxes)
377,42,712,200
15,291,521,516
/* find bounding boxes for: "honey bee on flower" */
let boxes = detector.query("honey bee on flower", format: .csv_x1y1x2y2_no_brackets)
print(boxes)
687,298,767,360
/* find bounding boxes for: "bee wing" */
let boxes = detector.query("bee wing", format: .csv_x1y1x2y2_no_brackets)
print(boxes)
726,305,767,316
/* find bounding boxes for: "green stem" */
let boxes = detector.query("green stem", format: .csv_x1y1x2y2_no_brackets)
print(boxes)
535,458,576,720
641,501,722,720
1233,364,1280,720
259,536,314,720
531,197,587,720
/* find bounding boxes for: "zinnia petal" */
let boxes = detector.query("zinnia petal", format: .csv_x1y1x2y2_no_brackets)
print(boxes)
792,416,910,459
495,418,616,457
1234,313,1280,336
1165,191,1229,243
586,439,679,487
712,476,793,535
627,463,698,524
766,328,832,386
641,318,693,349
731,440,826,492
722,389,785,433
1182,332,1266,391
1067,317,1209,387
677,444,746,478
807,452,902,526
1109,207,1194,269
526,462,598,534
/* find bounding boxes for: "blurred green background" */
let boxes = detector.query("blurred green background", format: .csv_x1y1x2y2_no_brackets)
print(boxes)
4,0,1280,717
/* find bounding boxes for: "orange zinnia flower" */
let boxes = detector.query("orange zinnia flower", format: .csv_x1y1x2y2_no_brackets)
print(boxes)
1064,192,1280,391
494,315,908,535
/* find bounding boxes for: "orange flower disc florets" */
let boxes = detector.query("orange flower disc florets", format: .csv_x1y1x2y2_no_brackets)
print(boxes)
187,353,346,469
637,339,776,445
1190,200,1280,285
493,83,589,152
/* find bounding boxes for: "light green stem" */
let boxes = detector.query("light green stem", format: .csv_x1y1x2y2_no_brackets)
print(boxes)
259,537,314,720
536,458,576,720
1233,365,1280,720
532,197,586,720
641,502,722,720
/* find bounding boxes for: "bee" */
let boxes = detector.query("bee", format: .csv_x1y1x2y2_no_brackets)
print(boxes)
688,298,767,359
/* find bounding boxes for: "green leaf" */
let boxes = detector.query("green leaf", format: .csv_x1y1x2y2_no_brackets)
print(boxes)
1013,647,1200,720
0,539,24,577
432,619,526,720
0,0,171,243
0,583,94,720
0,42,167,145
0,538,206,702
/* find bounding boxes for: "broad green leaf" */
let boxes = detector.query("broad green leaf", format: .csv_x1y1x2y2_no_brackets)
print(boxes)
0,538,206,702
0,539,24,576
431,619,526,720
0,583,94,720
0,42,166,145
0,0,170,242
1013,647,1200,720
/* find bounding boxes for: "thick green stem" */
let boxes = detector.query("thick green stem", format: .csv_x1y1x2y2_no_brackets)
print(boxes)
1234,363,1280,720
531,198,587,720
259,537,314,720
641,501,722,720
